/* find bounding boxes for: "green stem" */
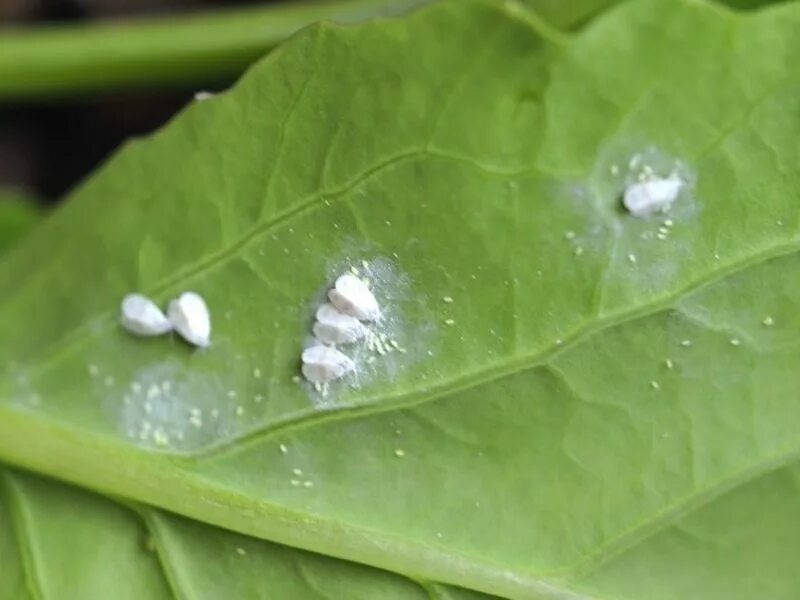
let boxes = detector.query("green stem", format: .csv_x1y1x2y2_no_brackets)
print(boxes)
0,0,428,101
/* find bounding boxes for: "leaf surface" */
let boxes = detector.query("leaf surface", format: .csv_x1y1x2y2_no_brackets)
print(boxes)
2,0,800,597
0,187,41,255
0,469,170,600
0,467,491,600
3,461,800,599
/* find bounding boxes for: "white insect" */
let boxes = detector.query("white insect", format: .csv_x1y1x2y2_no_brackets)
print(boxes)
168,291,211,347
313,303,366,345
120,293,172,336
301,345,355,384
328,274,380,321
623,174,683,217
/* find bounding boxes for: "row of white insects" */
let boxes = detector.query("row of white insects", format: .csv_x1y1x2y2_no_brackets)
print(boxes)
118,271,382,392
120,291,211,347
301,272,382,392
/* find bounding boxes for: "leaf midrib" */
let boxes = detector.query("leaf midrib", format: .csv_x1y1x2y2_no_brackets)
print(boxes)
3,390,800,600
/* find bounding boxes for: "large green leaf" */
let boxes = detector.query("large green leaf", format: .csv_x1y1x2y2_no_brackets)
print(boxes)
2,0,800,596
0,467,490,599
3,460,800,599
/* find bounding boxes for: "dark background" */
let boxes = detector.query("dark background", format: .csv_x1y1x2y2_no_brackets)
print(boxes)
0,0,273,204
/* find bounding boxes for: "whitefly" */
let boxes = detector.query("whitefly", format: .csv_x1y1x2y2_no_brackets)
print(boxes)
313,302,366,345
301,344,355,383
328,274,380,321
168,291,211,348
120,293,172,336
623,174,683,217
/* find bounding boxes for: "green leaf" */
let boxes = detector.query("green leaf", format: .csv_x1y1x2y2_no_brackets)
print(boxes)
0,466,493,600
578,464,800,599
524,0,622,28
0,187,41,256
4,461,800,599
2,0,800,596
0,469,171,600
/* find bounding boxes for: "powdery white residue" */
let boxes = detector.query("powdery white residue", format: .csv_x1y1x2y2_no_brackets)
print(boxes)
113,359,244,451
4,364,42,409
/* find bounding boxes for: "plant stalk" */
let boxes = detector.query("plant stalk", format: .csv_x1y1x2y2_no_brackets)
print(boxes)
0,0,428,101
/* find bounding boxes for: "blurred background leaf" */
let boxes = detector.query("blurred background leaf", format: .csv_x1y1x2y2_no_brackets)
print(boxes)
0,187,41,255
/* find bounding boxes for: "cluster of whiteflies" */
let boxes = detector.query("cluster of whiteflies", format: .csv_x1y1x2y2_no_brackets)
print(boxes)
301,273,380,390
120,291,211,348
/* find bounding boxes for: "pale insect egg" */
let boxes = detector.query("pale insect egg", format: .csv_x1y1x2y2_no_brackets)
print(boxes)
328,274,380,321
120,293,172,336
301,345,355,384
313,303,367,345
168,291,211,347
623,174,684,217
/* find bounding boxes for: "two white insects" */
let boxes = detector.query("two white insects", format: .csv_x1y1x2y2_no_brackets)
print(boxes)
301,273,380,385
120,291,211,348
